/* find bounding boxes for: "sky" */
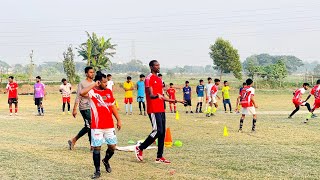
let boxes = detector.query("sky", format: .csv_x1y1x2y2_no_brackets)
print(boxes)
0,0,320,67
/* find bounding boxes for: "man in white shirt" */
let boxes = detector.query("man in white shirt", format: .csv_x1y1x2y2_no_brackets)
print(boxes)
59,78,72,115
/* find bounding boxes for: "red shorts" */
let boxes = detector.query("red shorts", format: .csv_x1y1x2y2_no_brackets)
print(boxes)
313,99,320,109
124,98,133,104
63,97,71,103
293,99,306,107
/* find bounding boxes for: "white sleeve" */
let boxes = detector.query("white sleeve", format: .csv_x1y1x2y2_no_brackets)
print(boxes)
251,88,255,95
88,89,94,98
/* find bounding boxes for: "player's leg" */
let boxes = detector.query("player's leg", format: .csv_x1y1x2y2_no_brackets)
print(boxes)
196,97,200,113
184,101,188,113
142,100,146,115
138,98,142,115
136,113,159,161
102,129,117,173
68,109,91,149
91,129,103,179
250,107,257,131
228,100,232,112
207,101,212,117
223,100,227,112
239,113,246,132
155,112,170,163
14,100,18,115
8,99,13,115
199,97,203,113
67,98,71,114
189,100,193,113
304,102,313,123
169,102,173,113
205,96,209,113
124,98,128,114
289,105,300,118
129,98,133,115
40,98,44,115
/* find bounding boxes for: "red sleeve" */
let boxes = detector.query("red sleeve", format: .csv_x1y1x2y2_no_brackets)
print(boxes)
110,91,115,103
145,76,153,88
311,88,315,95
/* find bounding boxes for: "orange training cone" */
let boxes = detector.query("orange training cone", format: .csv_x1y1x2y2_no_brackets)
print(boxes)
164,128,173,147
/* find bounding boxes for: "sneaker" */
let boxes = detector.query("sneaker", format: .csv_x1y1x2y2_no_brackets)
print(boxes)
225,111,228,113
304,119,308,124
15,113,18,116
190,111,194,114
144,112,147,116
230,111,233,113
129,112,133,115
210,113,214,116
91,171,101,179
10,113,13,116
288,116,292,119
67,111,71,115
199,110,203,113
251,128,255,132
238,128,243,133
195,110,198,113
155,157,171,164
41,113,44,116
174,111,176,113
139,112,142,115
186,111,188,114
62,112,65,115
312,114,317,118
102,159,111,173
125,112,128,115
134,146,143,161
68,140,75,150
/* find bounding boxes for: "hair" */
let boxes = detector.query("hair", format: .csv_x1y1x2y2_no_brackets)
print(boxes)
149,60,158,67
127,76,132,80
158,73,162,77
243,82,247,86
94,71,106,82
207,77,212,81
61,78,67,82
170,83,173,86
8,76,14,79
317,79,320,84
85,66,93,74
303,83,310,87
246,78,253,86
224,80,228,84
214,79,220,83
140,74,145,78
36,76,41,80
185,81,189,84
107,74,112,77
199,79,203,83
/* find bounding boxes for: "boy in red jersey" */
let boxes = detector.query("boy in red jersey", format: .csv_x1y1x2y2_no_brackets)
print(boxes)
236,79,258,132
80,71,122,179
166,83,176,113
135,60,184,164
6,76,18,116
288,83,312,122
303,80,320,123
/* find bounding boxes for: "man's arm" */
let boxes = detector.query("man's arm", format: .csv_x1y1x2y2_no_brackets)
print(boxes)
235,95,240,111
111,105,122,130
251,96,258,108
305,94,311,102
80,82,98,96
73,84,81,118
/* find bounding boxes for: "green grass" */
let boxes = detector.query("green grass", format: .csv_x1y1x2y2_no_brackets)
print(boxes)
0,92,319,179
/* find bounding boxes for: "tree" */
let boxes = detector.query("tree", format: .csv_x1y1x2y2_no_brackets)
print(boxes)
63,45,79,84
166,70,175,80
313,64,320,75
209,38,242,80
244,58,261,79
0,60,11,82
263,59,288,86
78,32,116,71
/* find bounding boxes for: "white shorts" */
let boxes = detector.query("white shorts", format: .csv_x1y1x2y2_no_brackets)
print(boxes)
91,128,117,147
241,107,256,115
198,97,204,102
206,96,211,103
211,97,217,104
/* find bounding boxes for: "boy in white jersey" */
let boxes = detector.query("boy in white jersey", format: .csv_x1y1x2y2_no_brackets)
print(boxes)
59,78,72,115
204,77,213,114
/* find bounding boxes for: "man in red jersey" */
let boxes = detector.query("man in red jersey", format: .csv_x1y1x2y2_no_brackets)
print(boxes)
236,79,258,132
288,83,312,122
303,80,320,123
135,60,184,164
80,71,122,179
6,76,18,116
166,83,176,113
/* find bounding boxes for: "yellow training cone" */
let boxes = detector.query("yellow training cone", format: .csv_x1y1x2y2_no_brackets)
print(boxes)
223,126,229,137
175,111,180,120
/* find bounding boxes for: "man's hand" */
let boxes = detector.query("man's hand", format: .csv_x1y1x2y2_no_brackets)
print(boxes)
72,109,77,118
117,120,122,130
254,104,258,108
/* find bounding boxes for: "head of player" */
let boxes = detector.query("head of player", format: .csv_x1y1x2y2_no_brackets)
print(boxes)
8,76,14,83
199,79,204,85
224,80,228,87
139,74,145,81
61,78,67,85
169,83,173,88
208,77,212,84
126,76,132,83
158,73,163,79
185,81,189,87
303,83,310,90
246,78,254,87
214,79,220,86
85,66,95,80
107,74,112,81
243,82,247,87
149,60,160,74
94,71,107,90
36,76,41,83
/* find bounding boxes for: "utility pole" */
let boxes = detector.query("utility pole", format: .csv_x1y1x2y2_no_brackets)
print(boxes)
28,50,34,82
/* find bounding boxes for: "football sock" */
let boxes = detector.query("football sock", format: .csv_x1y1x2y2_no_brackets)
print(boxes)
62,103,66,112
139,102,142,112
174,105,176,111
125,104,128,113
37,107,41,114
229,104,232,111
130,104,132,112
252,119,257,130
105,148,114,161
199,102,203,111
306,103,311,112
239,119,244,129
142,102,146,111
67,103,70,111
15,108,18,113
93,149,101,172
41,108,44,114
289,106,300,117
10,108,12,113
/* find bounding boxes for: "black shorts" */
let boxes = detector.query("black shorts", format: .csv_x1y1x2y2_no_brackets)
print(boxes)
184,99,192,106
8,98,18,104
35,98,43,106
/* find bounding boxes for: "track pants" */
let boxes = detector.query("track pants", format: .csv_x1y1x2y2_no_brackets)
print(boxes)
139,112,166,158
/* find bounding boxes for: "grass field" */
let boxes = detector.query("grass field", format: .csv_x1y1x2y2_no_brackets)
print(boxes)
0,91,320,180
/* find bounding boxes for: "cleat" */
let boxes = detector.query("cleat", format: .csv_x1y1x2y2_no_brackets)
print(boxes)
67,111,71,115
225,111,228,113
174,111,176,113
155,157,171,164
68,140,75,150
251,128,255,132
186,111,188,114
139,112,142,115
288,116,292,119
230,111,233,113
190,111,194,114
144,112,147,116
91,171,101,179
10,113,13,116
304,120,308,124
129,112,133,115
199,110,203,113
102,159,112,173
15,113,18,116
134,146,143,161
312,114,317,118
238,129,243,133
